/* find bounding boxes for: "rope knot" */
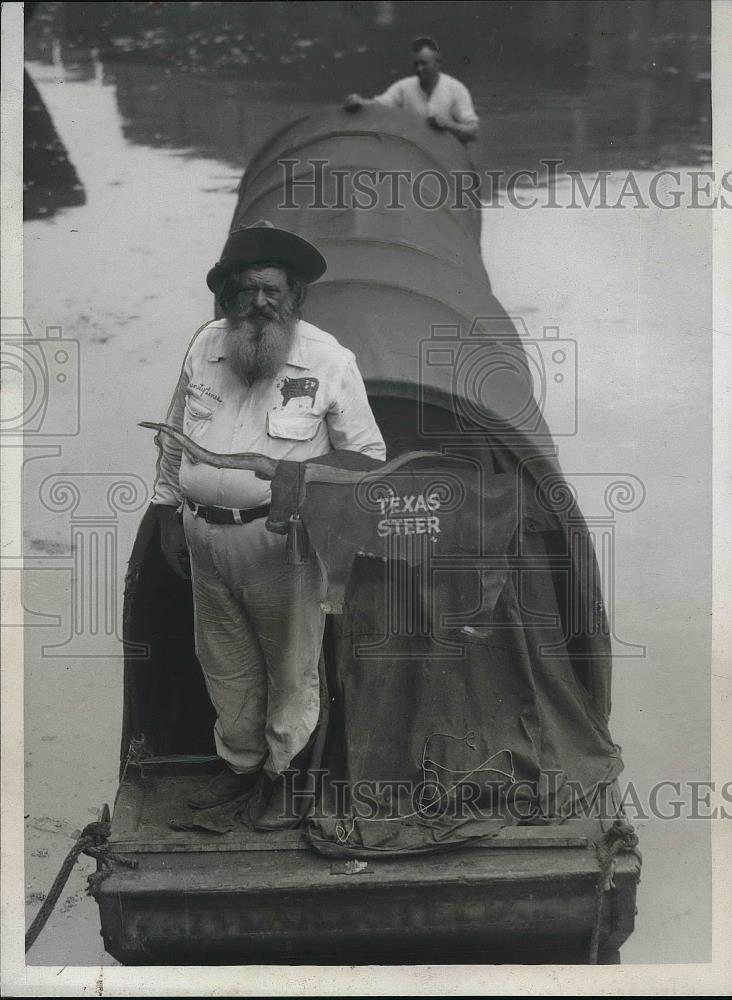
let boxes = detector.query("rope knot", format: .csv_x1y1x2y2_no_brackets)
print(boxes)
79,820,111,844
588,817,642,962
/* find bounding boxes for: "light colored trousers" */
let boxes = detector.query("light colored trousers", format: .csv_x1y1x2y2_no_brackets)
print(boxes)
183,506,325,778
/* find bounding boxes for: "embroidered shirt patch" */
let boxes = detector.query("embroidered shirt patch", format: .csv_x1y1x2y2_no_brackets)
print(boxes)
280,376,319,408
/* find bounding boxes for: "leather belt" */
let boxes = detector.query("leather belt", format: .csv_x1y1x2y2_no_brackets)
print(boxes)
185,498,270,525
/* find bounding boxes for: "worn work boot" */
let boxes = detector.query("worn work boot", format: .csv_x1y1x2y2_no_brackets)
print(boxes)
188,765,261,810
251,771,303,831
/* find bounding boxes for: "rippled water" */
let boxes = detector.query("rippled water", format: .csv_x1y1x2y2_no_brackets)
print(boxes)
24,0,711,219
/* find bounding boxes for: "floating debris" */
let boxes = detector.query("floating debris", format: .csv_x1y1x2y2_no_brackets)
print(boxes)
26,538,68,556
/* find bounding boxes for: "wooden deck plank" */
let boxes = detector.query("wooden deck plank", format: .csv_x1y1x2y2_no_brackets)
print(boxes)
101,845,640,895
109,827,591,854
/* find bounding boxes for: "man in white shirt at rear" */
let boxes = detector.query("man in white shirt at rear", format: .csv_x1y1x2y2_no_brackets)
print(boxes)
344,36,479,145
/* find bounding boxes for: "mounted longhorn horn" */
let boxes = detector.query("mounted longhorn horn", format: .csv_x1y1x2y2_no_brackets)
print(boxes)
140,421,440,484
139,422,279,479
141,421,442,569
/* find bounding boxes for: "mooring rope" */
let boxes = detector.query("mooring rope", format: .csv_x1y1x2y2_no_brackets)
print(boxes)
25,819,137,953
588,817,641,963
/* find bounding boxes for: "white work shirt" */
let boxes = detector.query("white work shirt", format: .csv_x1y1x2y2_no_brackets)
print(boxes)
373,73,479,125
151,319,386,509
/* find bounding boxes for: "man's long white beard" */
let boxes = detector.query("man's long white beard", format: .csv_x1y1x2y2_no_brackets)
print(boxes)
225,315,297,385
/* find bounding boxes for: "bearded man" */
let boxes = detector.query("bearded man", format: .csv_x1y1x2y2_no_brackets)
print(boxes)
150,221,386,824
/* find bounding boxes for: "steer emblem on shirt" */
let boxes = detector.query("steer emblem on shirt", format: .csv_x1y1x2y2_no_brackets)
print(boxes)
280,376,319,408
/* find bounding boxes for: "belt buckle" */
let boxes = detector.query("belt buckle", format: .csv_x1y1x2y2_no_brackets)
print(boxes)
232,508,243,525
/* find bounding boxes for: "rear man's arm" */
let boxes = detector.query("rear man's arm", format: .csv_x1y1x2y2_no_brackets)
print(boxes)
344,80,403,112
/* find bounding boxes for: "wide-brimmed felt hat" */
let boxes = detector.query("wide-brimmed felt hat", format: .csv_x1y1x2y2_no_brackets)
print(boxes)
206,220,327,292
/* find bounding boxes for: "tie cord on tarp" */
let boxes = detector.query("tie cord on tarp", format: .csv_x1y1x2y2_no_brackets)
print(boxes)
335,730,516,844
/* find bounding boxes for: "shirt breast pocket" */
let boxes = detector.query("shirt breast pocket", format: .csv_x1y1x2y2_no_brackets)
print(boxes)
183,393,213,438
267,411,322,442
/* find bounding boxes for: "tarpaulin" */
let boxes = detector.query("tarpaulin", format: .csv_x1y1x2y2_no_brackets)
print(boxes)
293,458,623,856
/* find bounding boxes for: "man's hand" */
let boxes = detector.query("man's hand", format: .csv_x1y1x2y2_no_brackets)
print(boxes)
343,93,367,112
158,505,191,581
428,114,478,144
427,112,450,131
